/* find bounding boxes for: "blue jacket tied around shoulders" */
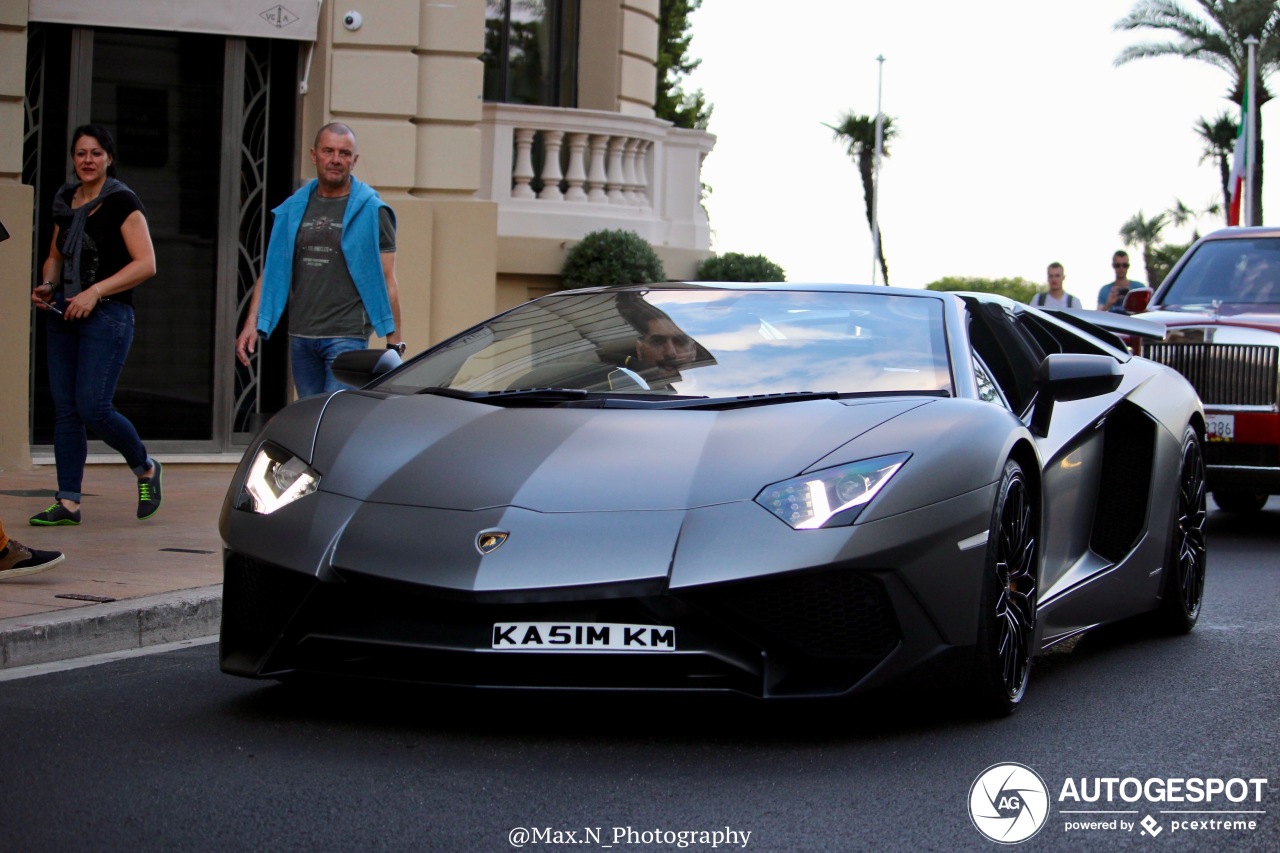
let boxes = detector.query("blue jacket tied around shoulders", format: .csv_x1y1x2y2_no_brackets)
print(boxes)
255,177,395,339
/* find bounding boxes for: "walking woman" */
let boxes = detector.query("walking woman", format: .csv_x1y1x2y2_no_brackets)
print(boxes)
28,124,162,526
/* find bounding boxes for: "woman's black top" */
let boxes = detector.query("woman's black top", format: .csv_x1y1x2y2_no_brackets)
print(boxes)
54,191,146,308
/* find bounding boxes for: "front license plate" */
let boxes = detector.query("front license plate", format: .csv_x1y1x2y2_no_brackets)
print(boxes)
1206,413,1235,442
491,622,676,652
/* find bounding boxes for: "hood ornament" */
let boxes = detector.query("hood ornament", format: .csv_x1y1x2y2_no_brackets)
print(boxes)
476,529,509,555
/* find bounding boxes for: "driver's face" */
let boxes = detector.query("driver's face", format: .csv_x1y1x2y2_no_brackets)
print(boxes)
636,318,695,377
1245,259,1274,281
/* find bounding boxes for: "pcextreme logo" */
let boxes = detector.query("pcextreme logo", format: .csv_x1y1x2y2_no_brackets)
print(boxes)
969,763,1051,844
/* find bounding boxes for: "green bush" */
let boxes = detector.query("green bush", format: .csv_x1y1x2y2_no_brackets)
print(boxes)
926,276,1040,303
560,229,665,290
696,252,786,282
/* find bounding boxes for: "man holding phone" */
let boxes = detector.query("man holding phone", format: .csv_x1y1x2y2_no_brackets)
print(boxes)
1097,250,1142,313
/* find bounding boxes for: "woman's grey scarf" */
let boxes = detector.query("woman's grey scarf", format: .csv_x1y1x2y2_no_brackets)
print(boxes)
51,177,132,296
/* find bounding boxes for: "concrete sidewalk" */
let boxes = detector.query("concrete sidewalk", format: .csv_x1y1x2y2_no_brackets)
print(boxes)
0,463,233,669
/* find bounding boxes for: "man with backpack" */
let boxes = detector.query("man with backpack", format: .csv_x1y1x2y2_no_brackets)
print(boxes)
1030,262,1080,309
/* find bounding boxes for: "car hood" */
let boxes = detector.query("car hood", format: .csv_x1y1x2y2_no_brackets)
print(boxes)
1144,305,1280,331
307,391,933,512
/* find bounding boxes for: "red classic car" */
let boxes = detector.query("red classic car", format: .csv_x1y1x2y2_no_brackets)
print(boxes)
1127,227,1280,513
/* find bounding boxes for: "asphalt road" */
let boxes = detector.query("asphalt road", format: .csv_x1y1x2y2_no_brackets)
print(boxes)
1,509,1277,853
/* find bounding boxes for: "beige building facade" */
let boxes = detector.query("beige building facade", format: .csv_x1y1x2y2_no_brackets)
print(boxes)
0,0,713,471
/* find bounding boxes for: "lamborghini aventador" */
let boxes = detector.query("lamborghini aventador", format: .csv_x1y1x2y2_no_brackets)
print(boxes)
219,284,1207,715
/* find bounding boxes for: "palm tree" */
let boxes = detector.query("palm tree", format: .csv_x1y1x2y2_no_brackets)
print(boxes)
1167,196,1222,239
1194,112,1239,222
1120,211,1169,285
825,112,898,285
1167,198,1196,231
1115,0,1280,225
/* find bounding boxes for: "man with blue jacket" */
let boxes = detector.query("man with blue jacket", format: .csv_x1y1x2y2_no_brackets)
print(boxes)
236,122,402,397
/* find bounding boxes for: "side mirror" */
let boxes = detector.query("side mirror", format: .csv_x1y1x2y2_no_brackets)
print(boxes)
330,348,403,388
1029,353,1121,437
1123,286,1153,314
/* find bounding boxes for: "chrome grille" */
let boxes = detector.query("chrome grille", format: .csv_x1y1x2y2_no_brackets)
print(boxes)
1144,343,1279,407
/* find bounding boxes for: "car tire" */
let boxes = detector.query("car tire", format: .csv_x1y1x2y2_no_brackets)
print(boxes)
1211,489,1268,514
1157,427,1208,634
971,458,1038,716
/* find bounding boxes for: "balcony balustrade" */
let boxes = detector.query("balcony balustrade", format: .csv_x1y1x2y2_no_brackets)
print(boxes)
479,103,714,252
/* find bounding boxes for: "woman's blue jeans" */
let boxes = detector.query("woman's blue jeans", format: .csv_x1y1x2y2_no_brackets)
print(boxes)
45,300,151,502
289,335,368,398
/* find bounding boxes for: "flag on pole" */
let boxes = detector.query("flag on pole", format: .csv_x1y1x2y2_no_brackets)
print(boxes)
1228,85,1248,226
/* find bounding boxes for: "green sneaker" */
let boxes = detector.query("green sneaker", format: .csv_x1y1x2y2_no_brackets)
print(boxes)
29,503,81,526
137,459,163,519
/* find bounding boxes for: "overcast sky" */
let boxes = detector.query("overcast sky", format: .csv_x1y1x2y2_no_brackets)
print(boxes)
684,0,1274,303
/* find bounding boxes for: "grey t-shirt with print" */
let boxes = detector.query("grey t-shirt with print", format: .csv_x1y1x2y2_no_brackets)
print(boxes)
289,193,396,338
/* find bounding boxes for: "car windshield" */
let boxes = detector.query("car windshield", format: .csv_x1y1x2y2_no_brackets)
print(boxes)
380,288,953,399
1160,237,1280,310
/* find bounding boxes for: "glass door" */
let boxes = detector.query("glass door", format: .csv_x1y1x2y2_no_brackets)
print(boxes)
90,28,224,442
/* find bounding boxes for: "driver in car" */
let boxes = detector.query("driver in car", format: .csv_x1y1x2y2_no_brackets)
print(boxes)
614,297,701,390
635,317,696,379
1239,255,1279,304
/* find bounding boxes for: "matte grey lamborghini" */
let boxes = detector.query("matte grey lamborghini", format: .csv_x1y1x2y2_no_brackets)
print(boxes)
219,284,1207,714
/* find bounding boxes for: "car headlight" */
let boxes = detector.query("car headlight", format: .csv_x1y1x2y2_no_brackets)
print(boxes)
236,442,320,514
756,453,910,529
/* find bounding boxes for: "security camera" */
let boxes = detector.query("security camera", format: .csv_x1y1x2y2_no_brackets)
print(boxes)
343,11,362,30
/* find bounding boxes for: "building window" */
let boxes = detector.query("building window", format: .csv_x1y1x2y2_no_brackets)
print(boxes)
484,0,578,106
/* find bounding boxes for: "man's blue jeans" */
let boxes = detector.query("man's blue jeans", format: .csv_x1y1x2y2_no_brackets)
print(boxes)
289,335,369,398
45,300,152,502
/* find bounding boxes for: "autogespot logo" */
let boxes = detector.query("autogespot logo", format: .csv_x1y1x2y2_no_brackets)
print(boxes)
969,763,1051,844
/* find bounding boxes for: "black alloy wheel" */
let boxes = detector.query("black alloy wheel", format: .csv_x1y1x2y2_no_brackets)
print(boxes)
1211,489,1268,514
1158,426,1208,633
973,458,1038,716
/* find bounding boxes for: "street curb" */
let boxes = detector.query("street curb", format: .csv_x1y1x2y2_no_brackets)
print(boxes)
0,584,222,669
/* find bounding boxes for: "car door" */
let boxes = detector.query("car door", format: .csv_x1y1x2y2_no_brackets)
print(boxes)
964,300,1114,601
